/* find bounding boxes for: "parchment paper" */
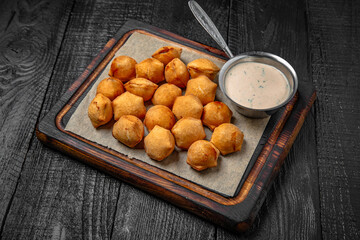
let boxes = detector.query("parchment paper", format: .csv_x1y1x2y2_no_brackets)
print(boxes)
65,32,269,196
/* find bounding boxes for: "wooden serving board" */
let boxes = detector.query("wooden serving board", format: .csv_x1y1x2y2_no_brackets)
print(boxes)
36,19,316,232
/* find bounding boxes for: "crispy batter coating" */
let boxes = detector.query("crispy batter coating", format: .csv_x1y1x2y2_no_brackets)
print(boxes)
112,92,146,120
172,95,203,120
186,140,220,171
135,58,164,83
124,78,158,101
144,125,175,161
96,77,124,101
185,75,217,105
210,123,244,155
202,101,232,131
109,56,137,82
112,115,144,148
152,46,182,65
165,58,190,88
171,117,206,149
88,93,113,128
151,83,182,108
144,105,176,131
187,58,220,80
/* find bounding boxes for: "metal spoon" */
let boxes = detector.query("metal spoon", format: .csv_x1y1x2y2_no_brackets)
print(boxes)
188,0,234,58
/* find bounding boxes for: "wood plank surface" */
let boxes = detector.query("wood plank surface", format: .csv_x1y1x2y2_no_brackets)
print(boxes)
307,0,360,239
0,0,73,233
0,0,359,238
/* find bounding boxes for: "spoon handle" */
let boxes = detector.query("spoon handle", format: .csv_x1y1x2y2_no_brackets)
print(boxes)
188,0,234,58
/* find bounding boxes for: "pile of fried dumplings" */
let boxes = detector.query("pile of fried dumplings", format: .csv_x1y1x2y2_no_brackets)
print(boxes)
88,46,244,171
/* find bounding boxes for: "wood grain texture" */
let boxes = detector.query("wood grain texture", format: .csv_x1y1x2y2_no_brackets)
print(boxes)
217,0,321,239
307,0,360,239
150,0,229,49
2,144,120,239
0,0,73,232
111,184,215,239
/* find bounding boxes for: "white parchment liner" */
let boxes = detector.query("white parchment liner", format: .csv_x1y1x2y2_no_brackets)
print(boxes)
65,32,269,196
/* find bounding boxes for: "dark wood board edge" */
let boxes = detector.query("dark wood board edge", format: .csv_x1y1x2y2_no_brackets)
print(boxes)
35,19,316,232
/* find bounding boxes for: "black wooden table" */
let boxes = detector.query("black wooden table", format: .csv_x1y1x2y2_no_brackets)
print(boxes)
0,0,359,239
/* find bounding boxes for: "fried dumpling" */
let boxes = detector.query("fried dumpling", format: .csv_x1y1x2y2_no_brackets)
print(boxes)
172,95,203,120
151,83,182,108
96,77,125,101
187,140,220,171
124,78,158,101
112,115,144,148
112,92,146,120
144,125,175,161
165,58,190,88
109,56,137,82
144,105,176,131
152,46,182,65
210,123,244,155
202,101,232,131
135,58,164,84
187,58,220,80
88,93,113,128
171,117,206,149
185,75,217,105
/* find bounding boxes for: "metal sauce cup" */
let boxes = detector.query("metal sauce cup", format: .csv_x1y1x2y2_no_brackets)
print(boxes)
218,52,298,118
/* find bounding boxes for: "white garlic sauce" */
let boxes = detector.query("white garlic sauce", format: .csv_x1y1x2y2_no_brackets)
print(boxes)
224,62,290,109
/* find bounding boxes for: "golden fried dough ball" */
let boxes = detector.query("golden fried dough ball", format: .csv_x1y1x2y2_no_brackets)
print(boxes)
112,92,146,120
186,140,220,171
202,101,232,131
109,56,137,82
96,77,125,101
151,83,182,108
152,46,182,65
144,125,175,161
171,117,206,149
144,105,176,131
165,58,190,88
172,95,203,120
124,78,158,101
88,93,113,128
187,58,220,80
210,123,244,155
185,75,217,105
112,115,144,148
135,58,164,83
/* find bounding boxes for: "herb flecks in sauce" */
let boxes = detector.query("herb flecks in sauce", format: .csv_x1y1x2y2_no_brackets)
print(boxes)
225,62,290,109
